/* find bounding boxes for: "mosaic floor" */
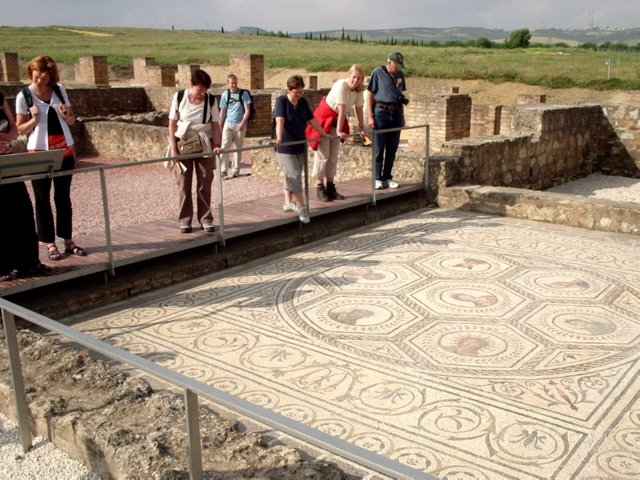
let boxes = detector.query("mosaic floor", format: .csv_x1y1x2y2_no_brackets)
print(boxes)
71,209,640,479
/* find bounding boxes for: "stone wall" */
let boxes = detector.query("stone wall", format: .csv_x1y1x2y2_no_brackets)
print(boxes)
438,184,640,235
0,85,151,117
250,140,426,185
435,105,604,190
77,122,167,161
600,103,640,176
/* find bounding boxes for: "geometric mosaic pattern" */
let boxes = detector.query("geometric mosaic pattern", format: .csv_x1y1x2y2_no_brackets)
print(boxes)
71,209,640,479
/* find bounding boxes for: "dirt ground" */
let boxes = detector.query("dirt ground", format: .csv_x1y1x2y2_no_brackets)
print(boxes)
0,328,350,479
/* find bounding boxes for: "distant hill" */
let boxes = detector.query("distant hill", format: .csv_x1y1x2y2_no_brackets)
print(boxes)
236,26,640,46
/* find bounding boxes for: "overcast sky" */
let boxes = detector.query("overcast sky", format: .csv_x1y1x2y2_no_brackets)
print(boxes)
3,0,638,32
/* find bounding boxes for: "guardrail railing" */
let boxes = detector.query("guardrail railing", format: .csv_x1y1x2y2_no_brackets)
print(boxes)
1,298,438,480
0,124,428,275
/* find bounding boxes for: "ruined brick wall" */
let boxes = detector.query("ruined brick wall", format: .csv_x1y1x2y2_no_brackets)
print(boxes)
74,56,109,86
470,104,501,137
405,93,471,152
0,86,151,117
0,52,20,83
229,54,264,90
78,122,167,161
437,105,604,190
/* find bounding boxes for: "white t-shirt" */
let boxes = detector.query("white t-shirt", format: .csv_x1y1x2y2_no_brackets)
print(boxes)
169,90,220,124
325,79,364,112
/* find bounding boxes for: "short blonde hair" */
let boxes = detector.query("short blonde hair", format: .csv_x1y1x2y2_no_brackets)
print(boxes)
26,55,60,86
348,64,366,92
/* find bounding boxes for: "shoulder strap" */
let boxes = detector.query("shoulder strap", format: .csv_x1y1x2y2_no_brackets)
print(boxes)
21,86,33,108
174,89,186,119
21,85,65,107
53,84,66,105
202,92,216,124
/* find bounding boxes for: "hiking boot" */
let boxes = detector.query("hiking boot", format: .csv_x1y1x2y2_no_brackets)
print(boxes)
326,182,344,200
316,184,330,202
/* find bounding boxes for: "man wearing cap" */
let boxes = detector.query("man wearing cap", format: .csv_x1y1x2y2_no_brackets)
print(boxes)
367,52,407,189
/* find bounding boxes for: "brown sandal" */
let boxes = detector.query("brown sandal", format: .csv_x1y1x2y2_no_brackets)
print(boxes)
47,244,62,261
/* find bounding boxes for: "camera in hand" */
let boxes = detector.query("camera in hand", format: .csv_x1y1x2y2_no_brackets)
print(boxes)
399,95,409,106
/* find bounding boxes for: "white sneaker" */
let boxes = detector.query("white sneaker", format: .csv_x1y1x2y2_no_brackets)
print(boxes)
297,206,310,224
283,203,296,212
387,180,399,189
375,180,385,189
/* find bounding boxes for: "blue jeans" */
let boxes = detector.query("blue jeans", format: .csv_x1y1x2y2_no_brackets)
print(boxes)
373,108,402,181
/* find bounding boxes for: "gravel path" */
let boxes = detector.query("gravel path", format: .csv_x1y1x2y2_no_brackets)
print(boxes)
68,156,281,237
547,172,640,204
0,412,100,480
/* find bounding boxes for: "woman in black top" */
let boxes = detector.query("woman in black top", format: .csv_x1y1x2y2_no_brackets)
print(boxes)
0,92,48,280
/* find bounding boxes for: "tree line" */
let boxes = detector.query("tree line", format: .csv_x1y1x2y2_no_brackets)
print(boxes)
247,27,640,52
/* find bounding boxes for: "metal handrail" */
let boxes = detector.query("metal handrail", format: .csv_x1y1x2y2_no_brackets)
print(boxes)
1,298,437,480
0,124,429,276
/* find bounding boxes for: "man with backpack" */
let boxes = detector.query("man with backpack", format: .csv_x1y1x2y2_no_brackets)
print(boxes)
219,74,254,178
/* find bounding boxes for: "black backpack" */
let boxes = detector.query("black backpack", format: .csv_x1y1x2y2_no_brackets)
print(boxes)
176,89,217,124
21,84,66,118
226,88,256,123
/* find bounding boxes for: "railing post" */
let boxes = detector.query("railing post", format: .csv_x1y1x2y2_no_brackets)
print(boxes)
99,168,115,275
184,388,203,480
215,152,225,246
2,308,32,452
303,148,309,223
423,124,430,192
370,129,377,206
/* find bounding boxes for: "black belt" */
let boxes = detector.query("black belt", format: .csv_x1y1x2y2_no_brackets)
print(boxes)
375,102,400,111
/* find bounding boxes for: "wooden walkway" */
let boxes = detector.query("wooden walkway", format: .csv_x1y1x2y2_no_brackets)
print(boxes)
0,178,424,297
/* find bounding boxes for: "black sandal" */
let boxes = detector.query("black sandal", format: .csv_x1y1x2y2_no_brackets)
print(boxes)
64,241,87,256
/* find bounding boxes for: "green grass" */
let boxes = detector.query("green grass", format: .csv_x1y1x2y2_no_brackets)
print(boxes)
1,26,639,90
